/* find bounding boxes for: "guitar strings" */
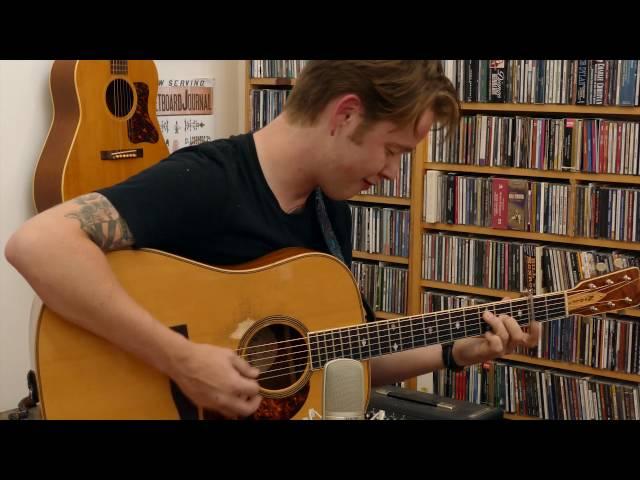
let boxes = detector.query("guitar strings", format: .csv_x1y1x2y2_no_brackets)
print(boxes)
236,278,636,358
240,293,632,369
125,60,132,141
247,305,570,377
254,297,635,383
243,300,563,364
238,281,637,375
115,60,121,149
253,311,584,383
247,286,636,367
235,280,629,360
239,300,583,375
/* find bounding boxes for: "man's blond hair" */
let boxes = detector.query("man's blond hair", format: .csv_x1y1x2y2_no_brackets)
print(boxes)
284,60,459,141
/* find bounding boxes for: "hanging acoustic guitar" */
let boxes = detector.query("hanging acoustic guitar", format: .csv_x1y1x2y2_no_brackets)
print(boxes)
33,60,169,212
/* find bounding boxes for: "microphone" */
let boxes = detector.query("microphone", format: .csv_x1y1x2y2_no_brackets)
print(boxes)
322,358,366,420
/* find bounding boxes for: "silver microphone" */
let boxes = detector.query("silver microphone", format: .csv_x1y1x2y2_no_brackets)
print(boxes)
322,358,366,420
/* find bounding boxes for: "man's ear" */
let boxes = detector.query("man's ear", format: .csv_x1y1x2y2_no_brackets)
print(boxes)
329,94,363,134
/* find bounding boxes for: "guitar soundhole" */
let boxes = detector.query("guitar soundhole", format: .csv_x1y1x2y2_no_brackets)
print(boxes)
245,323,308,391
106,79,134,118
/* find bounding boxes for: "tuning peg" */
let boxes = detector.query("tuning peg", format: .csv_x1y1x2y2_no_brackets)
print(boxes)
605,279,614,285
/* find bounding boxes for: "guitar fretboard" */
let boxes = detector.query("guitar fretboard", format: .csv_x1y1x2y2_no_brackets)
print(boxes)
110,60,129,75
307,293,567,370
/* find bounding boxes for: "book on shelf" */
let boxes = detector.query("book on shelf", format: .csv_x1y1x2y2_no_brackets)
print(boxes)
444,60,640,106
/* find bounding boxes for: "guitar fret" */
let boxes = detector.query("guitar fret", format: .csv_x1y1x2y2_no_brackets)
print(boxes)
450,309,465,341
474,306,485,336
355,325,366,360
358,325,366,360
526,294,535,324
388,320,401,353
328,330,336,361
319,332,328,367
365,323,373,359
448,310,454,342
407,318,415,349
549,293,567,319
361,325,369,360
423,314,434,346
340,328,351,359
309,333,319,370
506,299,517,323
462,308,468,339
308,290,572,368
495,301,509,318
332,330,342,359
413,316,426,347
436,312,451,343
110,60,129,75
474,306,486,335
325,331,333,364
534,297,547,325
544,295,550,324
513,299,527,326
378,321,391,355
400,321,412,350
351,326,362,360
370,321,381,358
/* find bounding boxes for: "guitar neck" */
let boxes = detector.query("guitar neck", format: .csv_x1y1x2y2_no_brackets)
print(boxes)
308,292,568,369
110,60,129,75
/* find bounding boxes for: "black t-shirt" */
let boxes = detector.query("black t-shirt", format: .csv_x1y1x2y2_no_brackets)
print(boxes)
96,132,352,268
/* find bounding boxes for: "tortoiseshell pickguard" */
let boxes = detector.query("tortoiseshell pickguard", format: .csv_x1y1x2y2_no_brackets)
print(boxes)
127,82,159,144
203,382,310,420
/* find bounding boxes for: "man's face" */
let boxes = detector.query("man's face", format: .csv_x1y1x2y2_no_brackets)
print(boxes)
320,109,434,201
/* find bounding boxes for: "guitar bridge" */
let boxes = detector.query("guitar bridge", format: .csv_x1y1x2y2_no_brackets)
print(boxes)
101,149,143,160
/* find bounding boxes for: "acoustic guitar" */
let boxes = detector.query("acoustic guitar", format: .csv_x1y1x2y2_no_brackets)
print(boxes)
34,248,640,419
33,60,169,213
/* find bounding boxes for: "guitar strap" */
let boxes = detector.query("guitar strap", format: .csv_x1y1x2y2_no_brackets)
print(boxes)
314,187,345,263
314,187,376,322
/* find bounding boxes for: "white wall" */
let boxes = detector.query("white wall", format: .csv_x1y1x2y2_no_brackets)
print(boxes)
0,60,246,412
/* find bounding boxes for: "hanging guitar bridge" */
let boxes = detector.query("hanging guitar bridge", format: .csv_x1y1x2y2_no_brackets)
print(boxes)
100,149,144,160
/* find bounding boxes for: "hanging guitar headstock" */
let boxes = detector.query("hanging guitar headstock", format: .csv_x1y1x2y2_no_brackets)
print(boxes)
566,267,640,316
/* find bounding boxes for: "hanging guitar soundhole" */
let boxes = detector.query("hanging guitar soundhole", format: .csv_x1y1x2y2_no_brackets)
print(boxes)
106,79,135,118
242,317,310,395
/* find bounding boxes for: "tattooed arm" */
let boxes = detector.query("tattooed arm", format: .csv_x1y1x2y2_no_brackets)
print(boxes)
5,194,261,417
63,193,135,251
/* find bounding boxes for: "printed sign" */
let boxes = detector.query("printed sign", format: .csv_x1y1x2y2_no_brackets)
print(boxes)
157,78,215,153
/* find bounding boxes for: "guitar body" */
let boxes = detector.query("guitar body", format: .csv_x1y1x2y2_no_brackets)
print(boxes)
35,249,370,420
33,60,169,213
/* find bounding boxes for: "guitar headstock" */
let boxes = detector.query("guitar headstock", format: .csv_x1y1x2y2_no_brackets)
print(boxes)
566,267,640,316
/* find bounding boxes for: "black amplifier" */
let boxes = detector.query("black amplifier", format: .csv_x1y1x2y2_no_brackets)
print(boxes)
366,385,503,420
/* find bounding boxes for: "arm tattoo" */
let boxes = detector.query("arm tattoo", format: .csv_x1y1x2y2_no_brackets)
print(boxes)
64,193,136,251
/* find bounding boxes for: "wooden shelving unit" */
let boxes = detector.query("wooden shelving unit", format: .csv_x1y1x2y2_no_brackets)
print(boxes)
503,354,640,383
422,81,640,419
462,102,640,116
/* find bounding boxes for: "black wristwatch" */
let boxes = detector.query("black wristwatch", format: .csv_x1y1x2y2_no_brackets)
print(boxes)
442,343,464,372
